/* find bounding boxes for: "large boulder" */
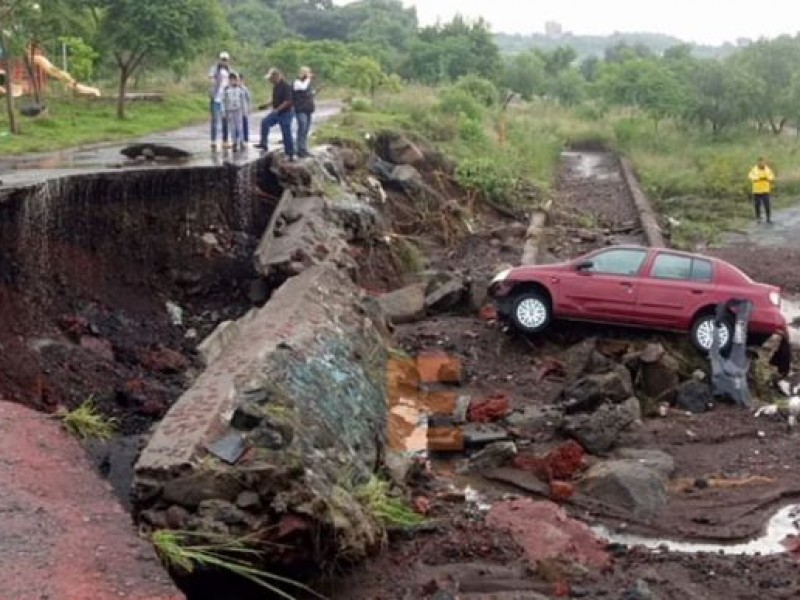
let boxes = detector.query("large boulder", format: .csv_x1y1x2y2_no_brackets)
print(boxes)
579,458,669,521
564,366,633,413
674,380,713,414
253,192,378,279
376,133,426,166
561,397,641,455
377,283,426,324
134,265,391,564
638,343,681,404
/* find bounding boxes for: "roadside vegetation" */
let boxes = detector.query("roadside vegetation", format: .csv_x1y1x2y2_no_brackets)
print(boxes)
152,529,324,600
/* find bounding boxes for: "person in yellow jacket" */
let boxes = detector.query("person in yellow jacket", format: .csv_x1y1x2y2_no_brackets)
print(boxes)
748,157,775,223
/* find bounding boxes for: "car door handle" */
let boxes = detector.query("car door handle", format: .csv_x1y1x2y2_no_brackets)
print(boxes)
690,290,704,295
620,282,632,287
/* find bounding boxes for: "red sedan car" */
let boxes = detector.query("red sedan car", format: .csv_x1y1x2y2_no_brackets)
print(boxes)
489,245,787,351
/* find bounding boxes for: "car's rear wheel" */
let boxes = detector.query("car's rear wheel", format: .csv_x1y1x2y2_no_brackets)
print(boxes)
690,313,733,353
510,291,551,334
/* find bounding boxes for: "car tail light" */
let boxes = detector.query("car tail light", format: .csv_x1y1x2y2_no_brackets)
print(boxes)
769,291,781,307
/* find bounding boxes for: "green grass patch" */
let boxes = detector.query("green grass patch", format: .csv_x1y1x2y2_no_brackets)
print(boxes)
0,93,208,155
61,397,117,441
354,476,425,528
152,529,325,600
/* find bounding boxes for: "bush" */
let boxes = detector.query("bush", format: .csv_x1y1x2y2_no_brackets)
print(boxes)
350,98,373,112
458,118,486,143
437,88,485,121
453,74,499,107
455,156,516,203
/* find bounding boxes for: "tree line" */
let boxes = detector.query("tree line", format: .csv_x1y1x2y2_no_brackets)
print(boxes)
4,0,800,137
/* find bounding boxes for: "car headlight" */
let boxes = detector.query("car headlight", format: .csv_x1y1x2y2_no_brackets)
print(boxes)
492,268,511,285
770,291,781,307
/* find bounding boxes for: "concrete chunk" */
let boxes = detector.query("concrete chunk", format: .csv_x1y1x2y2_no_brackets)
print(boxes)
134,265,391,563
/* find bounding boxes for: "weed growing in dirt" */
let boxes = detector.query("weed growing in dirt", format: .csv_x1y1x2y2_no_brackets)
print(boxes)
61,398,117,441
391,237,425,273
152,530,325,600
354,476,425,528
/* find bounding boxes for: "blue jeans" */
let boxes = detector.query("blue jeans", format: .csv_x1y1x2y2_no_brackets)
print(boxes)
210,100,228,143
243,115,249,142
260,110,294,156
296,111,313,155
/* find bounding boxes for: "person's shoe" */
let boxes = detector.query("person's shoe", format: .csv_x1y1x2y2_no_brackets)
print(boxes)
210,142,219,151
223,142,233,149
253,143,266,150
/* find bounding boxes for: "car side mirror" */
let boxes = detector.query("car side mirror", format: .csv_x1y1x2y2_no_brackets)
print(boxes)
576,260,594,272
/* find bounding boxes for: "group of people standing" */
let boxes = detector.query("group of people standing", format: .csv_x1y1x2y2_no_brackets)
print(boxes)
208,51,315,160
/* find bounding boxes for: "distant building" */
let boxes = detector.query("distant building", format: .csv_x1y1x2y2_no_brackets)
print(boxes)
736,37,751,48
545,21,563,38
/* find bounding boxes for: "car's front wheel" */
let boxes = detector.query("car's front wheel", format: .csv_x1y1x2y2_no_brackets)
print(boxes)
510,291,552,334
690,313,733,353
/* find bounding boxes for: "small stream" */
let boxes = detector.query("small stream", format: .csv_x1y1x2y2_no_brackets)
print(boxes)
595,504,800,556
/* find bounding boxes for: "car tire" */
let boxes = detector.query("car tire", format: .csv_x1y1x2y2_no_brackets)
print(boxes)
690,313,733,353
509,291,551,334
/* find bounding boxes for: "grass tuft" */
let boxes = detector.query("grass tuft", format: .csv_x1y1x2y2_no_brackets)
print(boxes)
152,530,326,600
61,397,117,441
354,476,425,528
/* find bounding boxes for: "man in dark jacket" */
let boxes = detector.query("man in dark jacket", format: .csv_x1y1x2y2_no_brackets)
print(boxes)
255,68,294,159
292,66,315,158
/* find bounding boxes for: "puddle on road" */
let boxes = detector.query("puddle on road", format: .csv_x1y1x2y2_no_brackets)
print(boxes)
561,151,621,182
594,504,800,556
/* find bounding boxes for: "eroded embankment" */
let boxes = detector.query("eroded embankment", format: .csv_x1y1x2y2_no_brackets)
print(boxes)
0,160,281,426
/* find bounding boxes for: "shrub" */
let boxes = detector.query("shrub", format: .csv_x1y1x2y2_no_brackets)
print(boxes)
437,88,485,122
458,117,486,143
455,156,516,204
453,74,500,107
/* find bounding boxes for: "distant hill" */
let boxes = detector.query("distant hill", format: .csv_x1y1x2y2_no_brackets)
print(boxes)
494,31,740,60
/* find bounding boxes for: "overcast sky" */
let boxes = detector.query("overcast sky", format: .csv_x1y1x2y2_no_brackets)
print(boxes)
340,0,800,45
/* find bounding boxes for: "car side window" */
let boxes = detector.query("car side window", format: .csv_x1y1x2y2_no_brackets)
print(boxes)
691,258,713,282
652,254,692,280
588,249,647,276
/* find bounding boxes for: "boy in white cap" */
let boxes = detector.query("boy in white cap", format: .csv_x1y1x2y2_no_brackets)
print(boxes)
223,72,247,152
208,51,231,149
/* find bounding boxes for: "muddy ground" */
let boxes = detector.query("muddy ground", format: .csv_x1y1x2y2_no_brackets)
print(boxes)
327,150,800,600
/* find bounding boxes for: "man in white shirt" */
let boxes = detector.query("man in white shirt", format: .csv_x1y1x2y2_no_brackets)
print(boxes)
208,51,231,150
292,66,315,158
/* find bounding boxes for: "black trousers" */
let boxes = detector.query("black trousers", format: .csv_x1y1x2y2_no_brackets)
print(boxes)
754,193,771,221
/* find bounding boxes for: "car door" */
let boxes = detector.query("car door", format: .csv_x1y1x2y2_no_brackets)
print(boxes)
558,248,648,322
636,253,715,328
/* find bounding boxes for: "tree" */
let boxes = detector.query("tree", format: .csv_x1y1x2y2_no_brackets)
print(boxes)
550,68,585,106
97,0,226,119
341,55,386,97
734,36,800,134
503,50,547,99
683,59,755,133
406,16,501,84
536,45,577,77
0,0,44,134
579,56,600,82
227,1,289,48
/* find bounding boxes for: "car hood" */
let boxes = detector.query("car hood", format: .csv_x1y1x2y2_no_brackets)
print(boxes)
506,261,573,279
